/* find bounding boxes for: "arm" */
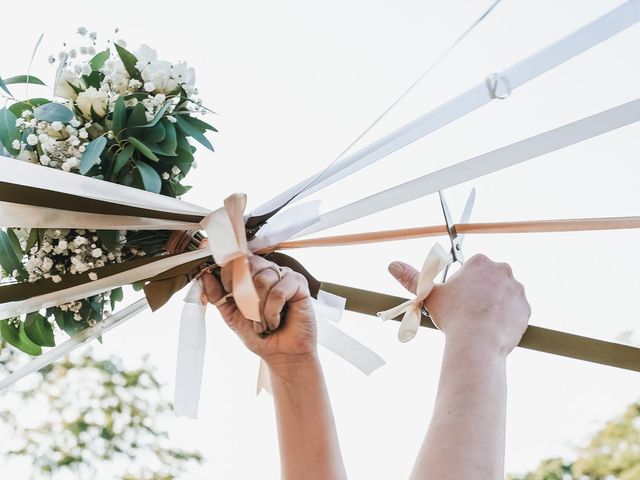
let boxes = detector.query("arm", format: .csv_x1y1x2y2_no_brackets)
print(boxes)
389,254,530,480
202,256,347,480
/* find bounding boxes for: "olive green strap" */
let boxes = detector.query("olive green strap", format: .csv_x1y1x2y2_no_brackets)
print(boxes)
320,282,640,373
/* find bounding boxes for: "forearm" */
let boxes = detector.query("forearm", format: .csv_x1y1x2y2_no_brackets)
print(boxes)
267,353,347,480
410,338,507,480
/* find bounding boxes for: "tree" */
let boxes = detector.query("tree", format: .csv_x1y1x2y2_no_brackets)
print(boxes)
509,402,640,480
0,341,203,479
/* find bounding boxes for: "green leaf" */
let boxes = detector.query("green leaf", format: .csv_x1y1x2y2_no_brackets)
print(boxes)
0,320,42,355
134,160,162,193
110,287,123,310
158,120,177,155
97,230,120,252
53,309,82,336
3,75,46,86
183,114,218,132
145,121,165,143
6,228,23,259
114,43,139,79
175,115,214,151
0,108,20,154
173,146,194,175
112,144,134,178
0,230,26,279
24,312,55,347
172,183,192,196
89,48,110,71
132,281,146,291
111,96,127,138
84,71,102,90
26,228,39,251
128,136,159,162
142,101,172,128
79,136,107,174
8,98,50,118
127,102,147,128
0,76,12,97
34,103,74,123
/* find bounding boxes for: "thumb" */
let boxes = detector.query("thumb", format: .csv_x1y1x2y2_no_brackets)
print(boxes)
388,261,419,295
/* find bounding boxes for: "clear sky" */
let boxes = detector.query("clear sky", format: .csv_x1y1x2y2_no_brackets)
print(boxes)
1,0,639,478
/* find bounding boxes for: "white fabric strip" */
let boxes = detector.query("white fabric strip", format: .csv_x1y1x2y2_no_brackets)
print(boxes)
295,98,640,237
0,249,209,318
0,201,201,230
0,297,149,392
251,0,640,217
0,156,210,217
248,201,321,251
174,280,207,418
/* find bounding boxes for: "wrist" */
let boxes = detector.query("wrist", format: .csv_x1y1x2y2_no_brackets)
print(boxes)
444,329,510,361
263,351,321,380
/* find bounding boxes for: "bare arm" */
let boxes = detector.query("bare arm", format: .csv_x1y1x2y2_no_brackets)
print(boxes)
389,254,530,480
203,256,347,480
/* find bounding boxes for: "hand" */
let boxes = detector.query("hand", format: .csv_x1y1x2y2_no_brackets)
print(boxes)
202,255,317,365
389,253,531,356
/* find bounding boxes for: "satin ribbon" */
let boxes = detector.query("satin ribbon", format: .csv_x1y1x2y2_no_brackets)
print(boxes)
377,243,450,342
200,194,260,322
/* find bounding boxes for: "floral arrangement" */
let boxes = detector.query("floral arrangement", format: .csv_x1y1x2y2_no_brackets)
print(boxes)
0,29,215,354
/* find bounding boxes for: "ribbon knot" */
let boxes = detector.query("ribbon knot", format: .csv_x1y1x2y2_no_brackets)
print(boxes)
199,193,260,321
377,243,450,342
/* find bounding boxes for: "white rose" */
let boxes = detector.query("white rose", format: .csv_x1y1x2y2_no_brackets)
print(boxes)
172,62,196,87
76,87,108,118
55,70,87,100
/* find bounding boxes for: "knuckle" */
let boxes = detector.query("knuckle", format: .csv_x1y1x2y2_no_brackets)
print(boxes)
253,271,272,289
468,253,490,265
269,285,287,302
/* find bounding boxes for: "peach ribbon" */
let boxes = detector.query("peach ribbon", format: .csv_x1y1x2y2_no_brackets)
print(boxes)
377,243,450,342
200,193,260,322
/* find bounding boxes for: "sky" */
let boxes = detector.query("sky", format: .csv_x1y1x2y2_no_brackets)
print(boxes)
1,0,640,478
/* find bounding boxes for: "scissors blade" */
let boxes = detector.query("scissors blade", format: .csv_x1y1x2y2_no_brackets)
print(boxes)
456,187,476,246
438,190,462,262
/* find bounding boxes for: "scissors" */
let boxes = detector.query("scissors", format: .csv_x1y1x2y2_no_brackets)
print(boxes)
438,188,476,282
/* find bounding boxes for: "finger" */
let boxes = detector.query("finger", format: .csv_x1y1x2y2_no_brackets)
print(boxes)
251,261,282,326
220,264,233,293
388,261,420,295
202,272,225,304
263,272,309,331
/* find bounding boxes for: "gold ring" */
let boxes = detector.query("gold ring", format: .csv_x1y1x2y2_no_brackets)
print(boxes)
254,265,284,281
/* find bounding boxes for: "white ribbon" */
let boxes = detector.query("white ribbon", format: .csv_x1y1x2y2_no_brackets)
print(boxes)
378,244,449,342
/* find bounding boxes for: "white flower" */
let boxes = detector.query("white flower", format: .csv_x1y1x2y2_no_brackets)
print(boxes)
88,272,98,281
78,128,88,139
81,64,92,76
39,155,51,166
42,257,53,272
50,121,64,131
76,87,108,118
70,119,81,128
134,44,158,69
89,31,97,40
55,70,86,100
16,149,37,163
77,26,88,36
69,49,77,59
143,81,156,92
51,275,62,283
171,165,180,175
26,134,39,146
172,62,196,86
91,248,102,258
73,236,88,246
11,139,21,150
74,313,82,321
21,110,33,118
162,172,170,179
128,79,142,89
48,54,55,64
166,115,176,123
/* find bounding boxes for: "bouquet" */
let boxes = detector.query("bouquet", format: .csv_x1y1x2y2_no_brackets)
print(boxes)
0,28,215,354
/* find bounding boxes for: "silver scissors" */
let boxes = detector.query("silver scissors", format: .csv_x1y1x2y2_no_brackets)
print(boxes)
438,188,476,282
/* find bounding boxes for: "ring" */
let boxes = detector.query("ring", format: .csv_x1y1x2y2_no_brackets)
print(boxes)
254,265,284,281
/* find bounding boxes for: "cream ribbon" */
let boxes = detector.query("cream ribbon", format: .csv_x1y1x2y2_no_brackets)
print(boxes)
377,243,450,342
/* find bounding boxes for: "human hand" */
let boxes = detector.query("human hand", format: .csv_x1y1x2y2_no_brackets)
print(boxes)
388,253,530,356
202,255,317,365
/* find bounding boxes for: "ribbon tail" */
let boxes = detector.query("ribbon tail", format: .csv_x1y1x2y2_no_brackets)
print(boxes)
231,257,261,321
174,280,207,419
397,306,422,343
377,299,413,321
256,359,273,395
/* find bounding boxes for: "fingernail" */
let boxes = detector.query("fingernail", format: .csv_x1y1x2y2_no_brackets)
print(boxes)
388,262,404,278
253,321,265,334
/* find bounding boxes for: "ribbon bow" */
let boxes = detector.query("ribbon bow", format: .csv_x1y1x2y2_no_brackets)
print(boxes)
377,243,449,342
200,193,260,321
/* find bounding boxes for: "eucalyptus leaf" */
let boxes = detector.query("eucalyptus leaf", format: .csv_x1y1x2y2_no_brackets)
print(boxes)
34,103,74,123
79,136,107,174
127,103,147,128
128,136,159,162
175,115,214,151
0,229,26,279
158,120,177,155
112,144,135,178
97,230,119,252
6,228,23,259
0,108,20,154
114,43,139,79
24,312,55,347
26,228,39,251
0,320,42,355
173,146,194,175
8,98,50,118
183,114,218,132
145,121,166,143
142,101,172,128
110,287,124,310
0,76,12,96
3,75,46,86
134,160,162,193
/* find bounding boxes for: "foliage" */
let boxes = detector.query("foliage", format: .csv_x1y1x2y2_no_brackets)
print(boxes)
509,402,640,480
0,340,203,479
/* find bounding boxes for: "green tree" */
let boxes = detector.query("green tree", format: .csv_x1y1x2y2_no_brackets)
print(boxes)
0,341,203,479
510,402,640,480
